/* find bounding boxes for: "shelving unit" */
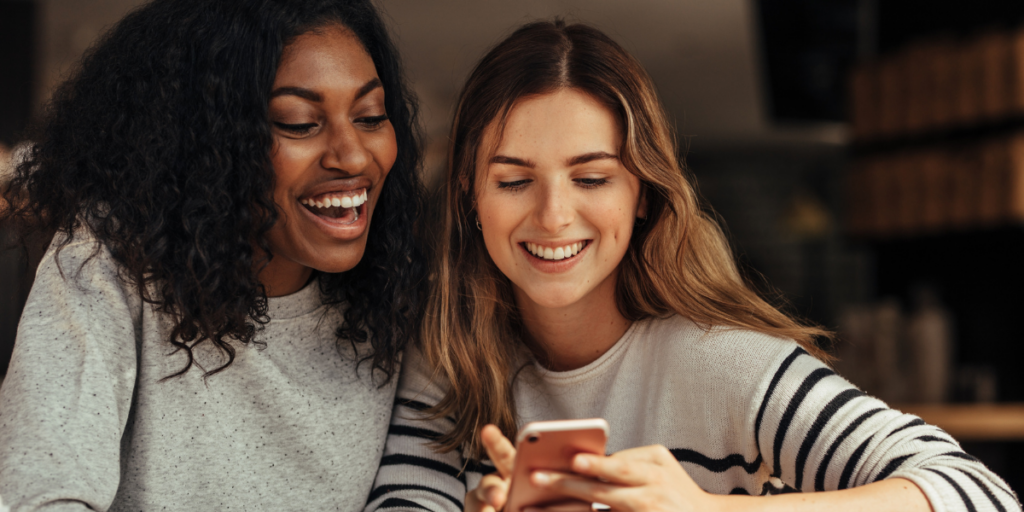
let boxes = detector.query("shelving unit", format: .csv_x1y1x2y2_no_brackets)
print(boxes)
897,403,1024,441
846,3,1024,403
842,0,1024,493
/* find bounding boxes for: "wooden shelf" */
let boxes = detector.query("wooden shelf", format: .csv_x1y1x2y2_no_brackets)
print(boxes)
895,403,1024,440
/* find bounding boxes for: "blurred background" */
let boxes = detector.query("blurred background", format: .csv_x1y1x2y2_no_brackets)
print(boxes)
3,0,1024,493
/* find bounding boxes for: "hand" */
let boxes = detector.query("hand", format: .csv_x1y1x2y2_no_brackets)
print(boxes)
525,445,721,512
465,425,516,512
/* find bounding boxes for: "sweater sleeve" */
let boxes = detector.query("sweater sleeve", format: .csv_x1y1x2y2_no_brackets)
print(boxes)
755,346,1020,512
365,347,492,512
0,237,140,512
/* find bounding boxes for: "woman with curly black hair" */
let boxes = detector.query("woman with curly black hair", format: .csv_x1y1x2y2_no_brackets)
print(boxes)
0,0,423,510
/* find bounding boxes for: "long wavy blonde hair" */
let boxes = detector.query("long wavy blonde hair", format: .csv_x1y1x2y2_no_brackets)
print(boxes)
421,20,833,459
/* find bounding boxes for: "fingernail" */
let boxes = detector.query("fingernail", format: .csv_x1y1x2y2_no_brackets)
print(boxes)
574,455,591,471
532,471,551,485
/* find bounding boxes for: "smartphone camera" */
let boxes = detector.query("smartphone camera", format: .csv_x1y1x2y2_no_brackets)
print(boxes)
527,434,540,443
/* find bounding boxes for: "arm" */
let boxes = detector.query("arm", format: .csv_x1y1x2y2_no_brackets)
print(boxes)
524,346,1018,512
752,346,1017,511
532,447,932,512
365,346,490,512
0,237,140,511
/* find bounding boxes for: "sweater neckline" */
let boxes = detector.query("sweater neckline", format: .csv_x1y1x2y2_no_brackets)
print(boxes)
266,278,323,320
529,318,646,383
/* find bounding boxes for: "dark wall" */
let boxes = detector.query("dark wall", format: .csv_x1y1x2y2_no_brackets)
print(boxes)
0,0,36,146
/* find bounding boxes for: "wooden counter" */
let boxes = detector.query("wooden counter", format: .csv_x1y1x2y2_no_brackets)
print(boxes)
894,403,1024,440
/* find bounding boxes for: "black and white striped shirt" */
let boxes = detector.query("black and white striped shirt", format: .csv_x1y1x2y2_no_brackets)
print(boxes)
366,315,1019,512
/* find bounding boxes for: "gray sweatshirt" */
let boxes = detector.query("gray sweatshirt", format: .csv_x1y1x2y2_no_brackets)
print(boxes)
0,232,397,511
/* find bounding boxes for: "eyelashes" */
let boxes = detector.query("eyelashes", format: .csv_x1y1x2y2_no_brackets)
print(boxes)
576,178,607,188
274,122,318,135
358,115,389,129
272,115,390,136
497,179,530,191
496,178,609,191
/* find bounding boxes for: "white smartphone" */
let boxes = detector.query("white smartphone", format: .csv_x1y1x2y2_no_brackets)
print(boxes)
503,418,609,512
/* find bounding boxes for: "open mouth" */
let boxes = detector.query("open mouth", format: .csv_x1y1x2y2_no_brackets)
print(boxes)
299,189,367,225
521,240,590,261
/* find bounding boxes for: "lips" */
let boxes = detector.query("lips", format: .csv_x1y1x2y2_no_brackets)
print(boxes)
523,240,588,261
300,189,367,223
519,240,591,272
296,180,372,238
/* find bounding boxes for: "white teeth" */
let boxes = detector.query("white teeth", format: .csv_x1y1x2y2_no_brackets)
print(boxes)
526,241,587,260
301,189,368,210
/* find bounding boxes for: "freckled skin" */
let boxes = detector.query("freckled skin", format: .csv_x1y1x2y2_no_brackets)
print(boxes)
260,26,397,296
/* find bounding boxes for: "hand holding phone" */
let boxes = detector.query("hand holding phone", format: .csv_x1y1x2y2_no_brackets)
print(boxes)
503,418,609,512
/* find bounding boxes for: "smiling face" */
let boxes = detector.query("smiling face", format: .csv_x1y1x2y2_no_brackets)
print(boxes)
475,88,644,313
261,24,397,296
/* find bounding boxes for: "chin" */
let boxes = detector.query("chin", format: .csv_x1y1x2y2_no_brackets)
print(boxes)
309,247,367,274
523,288,584,309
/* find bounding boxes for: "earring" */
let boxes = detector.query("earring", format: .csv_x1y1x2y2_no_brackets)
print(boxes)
475,217,482,231
635,216,647,226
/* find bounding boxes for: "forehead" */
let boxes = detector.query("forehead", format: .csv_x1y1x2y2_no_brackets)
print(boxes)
482,89,622,160
275,25,378,88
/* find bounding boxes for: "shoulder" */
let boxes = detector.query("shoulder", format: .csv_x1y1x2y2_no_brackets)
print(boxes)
32,226,139,309
630,315,824,421
394,344,448,407
39,226,118,280
637,315,807,381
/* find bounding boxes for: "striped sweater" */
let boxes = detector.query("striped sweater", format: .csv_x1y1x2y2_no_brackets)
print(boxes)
366,315,1020,512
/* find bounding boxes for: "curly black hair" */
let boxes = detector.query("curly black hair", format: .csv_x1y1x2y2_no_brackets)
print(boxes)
2,0,424,380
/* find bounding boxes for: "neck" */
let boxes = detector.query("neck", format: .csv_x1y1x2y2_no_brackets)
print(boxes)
514,271,632,371
256,254,314,297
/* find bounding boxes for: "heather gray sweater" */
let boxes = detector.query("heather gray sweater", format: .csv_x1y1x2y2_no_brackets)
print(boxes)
0,232,396,511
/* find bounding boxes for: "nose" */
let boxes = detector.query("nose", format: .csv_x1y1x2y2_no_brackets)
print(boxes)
536,181,575,233
320,121,372,175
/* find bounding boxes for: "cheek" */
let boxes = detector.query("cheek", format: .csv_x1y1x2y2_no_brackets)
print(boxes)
477,195,519,261
270,141,313,195
590,196,637,244
369,126,399,176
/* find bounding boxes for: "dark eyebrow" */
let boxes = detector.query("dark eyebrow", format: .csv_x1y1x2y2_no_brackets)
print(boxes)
567,151,618,166
270,87,322,102
490,155,536,168
269,78,382,103
354,78,383,100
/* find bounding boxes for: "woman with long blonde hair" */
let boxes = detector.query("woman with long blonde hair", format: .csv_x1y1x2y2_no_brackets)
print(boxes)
366,20,1016,512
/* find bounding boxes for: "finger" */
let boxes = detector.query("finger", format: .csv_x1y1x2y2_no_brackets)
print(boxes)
465,487,497,512
522,500,594,512
472,473,511,511
570,453,651,487
530,470,629,509
481,424,516,477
